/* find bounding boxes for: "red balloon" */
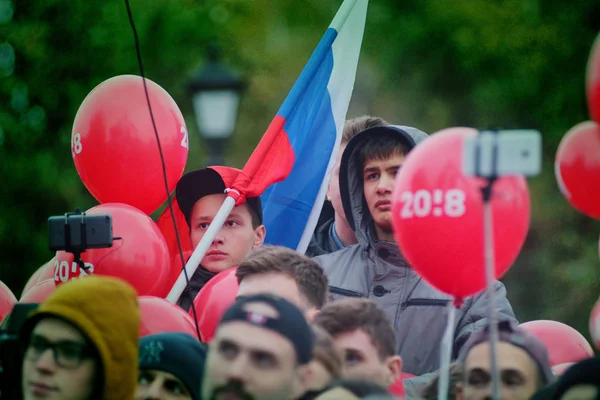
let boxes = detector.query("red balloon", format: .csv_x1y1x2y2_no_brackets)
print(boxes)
53,203,170,297
191,267,239,342
587,33,600,122
0,281,17,322
552,362,575,377
72,75,188,214
37,259,56,283
169,250,193,289
157,198,193,256
21,261,48,298
138,296,198,338
589,296,600,350
20,279,55,304
555,121,600,219
392,128,530,299
520,320,594,366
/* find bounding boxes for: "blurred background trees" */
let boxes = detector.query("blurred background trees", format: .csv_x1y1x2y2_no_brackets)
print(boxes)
1,0,599,338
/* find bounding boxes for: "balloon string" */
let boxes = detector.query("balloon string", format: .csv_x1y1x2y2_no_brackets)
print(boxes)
123,0,202,342
437,302,457,400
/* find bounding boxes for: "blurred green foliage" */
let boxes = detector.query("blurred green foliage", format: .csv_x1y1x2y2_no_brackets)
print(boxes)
1,0,599,342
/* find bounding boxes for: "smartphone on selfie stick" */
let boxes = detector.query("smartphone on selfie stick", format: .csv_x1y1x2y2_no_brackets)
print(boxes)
462,129,542,400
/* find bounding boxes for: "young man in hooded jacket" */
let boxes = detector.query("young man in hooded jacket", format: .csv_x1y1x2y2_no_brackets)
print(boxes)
312,125,517,379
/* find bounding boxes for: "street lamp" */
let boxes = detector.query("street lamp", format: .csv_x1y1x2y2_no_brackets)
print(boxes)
187,44,246,165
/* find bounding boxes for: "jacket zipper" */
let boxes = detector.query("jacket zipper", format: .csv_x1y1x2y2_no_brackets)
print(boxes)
329,286,364,298
401,298,450,310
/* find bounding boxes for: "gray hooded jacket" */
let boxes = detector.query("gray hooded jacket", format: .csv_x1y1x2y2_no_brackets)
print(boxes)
313,125,517,377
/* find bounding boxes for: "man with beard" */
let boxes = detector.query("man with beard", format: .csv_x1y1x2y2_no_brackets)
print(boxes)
202,294,313,400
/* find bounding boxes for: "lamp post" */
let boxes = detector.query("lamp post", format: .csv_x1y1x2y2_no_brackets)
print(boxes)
187,44,245,166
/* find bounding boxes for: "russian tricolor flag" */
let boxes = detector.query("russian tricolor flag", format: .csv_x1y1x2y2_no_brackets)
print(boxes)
167,0,368,302
240,0,369,253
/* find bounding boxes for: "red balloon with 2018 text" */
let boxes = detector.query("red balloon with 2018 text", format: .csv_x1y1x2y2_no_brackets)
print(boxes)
392,127,530,299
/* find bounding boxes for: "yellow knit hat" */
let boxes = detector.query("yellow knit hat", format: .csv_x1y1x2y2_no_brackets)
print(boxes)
21,276,140,400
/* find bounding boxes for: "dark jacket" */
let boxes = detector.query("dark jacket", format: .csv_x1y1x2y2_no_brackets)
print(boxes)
306,201,342,257
313,125,518,376
176,265,216,311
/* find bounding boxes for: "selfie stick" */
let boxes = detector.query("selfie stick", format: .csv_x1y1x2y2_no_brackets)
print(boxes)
475,132,501,400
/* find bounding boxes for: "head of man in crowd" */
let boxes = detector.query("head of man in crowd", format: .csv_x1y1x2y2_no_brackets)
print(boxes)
20,276,140,400
313,298,402,388
135,332,207,400
176,166,266,274
236,245,328,320
202,294,314,400
326,116,389,245
456,319,553,400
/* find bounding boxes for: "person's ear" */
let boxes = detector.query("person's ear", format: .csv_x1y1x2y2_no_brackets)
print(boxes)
385,355,402,386
253,225,266,248
455,382,464,400
293,364,313,398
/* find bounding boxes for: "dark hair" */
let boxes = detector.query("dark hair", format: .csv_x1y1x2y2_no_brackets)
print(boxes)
326,379,391,398
247,204,262,229
420,362,463,400
358,133,409,167
236,245,329,309
343,116,389,145
313,299,396,360
311,325,343,381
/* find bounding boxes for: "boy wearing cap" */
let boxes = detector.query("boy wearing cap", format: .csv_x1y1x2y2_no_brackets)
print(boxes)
175,167,266,311
20,276,140,400
135,332,207,400
202,294,313,400
456,319,553,400
313,125,517,376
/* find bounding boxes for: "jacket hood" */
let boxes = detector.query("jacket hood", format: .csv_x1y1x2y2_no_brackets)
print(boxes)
339,125,428,247
21,276,140,400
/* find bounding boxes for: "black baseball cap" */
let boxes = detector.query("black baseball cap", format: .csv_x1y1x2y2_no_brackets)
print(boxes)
176,167,263,225
218,294,314,365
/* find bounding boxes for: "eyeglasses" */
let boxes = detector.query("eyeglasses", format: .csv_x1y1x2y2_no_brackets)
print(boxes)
25,335,94,369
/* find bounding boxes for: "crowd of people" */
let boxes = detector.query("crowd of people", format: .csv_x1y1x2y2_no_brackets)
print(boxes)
2,116,599,400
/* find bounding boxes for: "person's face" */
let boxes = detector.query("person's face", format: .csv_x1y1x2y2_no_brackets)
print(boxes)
327,143,347,219
456,342,541,400
560,385,599,400
362,153,405,236
333,329,400,388
190,194,265,273
202,302,308,400
135,370,192,400
22,317,98,400
237,273,308,312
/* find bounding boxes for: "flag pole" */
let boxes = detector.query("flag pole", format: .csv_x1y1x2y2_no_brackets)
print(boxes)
166,194,237,304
